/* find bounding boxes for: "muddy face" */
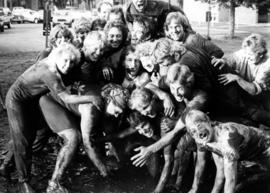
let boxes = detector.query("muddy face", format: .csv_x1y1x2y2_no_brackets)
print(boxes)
186,121,214,145
132,0,148,12
124,52,141,77
136,122,154,138
169,81,192,102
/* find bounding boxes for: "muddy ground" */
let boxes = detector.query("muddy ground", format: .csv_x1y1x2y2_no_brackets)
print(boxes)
0,52,270,193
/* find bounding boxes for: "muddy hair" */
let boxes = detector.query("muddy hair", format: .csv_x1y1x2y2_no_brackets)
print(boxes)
72,17,92,34
49,25,74,47
133,15,155,41
184,109,210,127
101,83,130,110
49,42,81,65
127,111,151,128
128,87,157,110
167,63,195,87
242,33,268,55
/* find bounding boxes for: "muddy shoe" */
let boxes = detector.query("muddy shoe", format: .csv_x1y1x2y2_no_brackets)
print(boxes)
19,182,36,193
46,180,69,193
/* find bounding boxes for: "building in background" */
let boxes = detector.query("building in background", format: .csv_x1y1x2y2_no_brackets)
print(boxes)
183,0,269,24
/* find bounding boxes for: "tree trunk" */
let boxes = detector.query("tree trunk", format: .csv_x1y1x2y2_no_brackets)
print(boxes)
229,0,235,38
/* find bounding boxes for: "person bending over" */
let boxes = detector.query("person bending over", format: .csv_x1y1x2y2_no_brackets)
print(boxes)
4,43,100,193
39,83,130,193
184,109,270,193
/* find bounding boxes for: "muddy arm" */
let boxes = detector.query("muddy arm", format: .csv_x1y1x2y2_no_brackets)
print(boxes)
188,150,207,193
211,153,225,193
223,158,237,193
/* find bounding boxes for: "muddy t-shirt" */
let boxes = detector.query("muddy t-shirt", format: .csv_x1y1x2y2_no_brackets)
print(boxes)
13,61,66,100
213,122,270,161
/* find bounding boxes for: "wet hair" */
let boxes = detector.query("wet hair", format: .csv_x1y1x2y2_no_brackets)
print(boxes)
153,38,186,63
132,15,155,41
91,18,107,31
129,87,153,109
72,17,92,34
242,33,268,55
49,25,74,47
164,11,194,35
109,6,126,24
101,83,130,110
127,111,150,128
97,1,113,12
49,42,81,64
184,109,210,126
83,31,106,48
104,20,128,48
167,63,195,87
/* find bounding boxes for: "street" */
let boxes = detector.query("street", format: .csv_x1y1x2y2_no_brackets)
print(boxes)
0,23,44,54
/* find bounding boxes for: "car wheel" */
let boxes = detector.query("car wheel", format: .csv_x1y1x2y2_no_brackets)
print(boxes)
0,26,4,32
34,18,39,24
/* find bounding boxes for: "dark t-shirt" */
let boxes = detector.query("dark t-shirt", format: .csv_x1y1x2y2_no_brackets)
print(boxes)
185,33,224,58
125,1,183,37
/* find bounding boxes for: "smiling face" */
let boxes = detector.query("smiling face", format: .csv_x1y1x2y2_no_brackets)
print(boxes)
83,39,105,62
124,51,141,76
107,27,123,49
105,101,123,118
132,0,148,12
56,52,76,74
136,122,154,138
185,111,214,144
166,18,185,41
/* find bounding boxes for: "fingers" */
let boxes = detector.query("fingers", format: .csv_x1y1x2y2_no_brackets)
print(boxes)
108,67,114,79
132,156,146,167
103,68,114,80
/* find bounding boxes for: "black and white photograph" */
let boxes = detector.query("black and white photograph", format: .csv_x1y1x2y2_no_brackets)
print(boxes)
0,0,270,192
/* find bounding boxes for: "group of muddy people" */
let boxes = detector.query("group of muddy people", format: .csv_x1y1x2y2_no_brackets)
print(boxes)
0,0,270,193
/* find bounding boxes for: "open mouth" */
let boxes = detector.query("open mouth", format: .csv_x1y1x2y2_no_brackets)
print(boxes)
137,3,145,11
175,95,184,102
198,130,209,141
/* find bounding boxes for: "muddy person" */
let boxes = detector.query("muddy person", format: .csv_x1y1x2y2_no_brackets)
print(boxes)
4,43,100,193
184,109,270,193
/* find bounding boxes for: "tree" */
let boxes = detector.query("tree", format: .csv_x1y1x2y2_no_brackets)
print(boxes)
196,0,270,38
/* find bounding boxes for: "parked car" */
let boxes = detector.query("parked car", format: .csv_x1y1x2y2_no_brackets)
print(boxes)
13,7,41,23
52,7,91,27
0,7,12,28
11,14,24,23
